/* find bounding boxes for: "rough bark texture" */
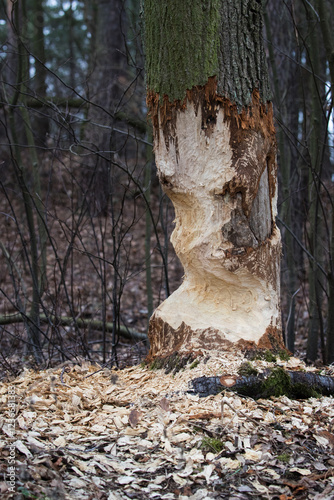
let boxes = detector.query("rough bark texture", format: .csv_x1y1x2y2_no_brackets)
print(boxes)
86,0,126,215
144,0,271,108
144,0,282,359
144,0,220,102
217,0,271,108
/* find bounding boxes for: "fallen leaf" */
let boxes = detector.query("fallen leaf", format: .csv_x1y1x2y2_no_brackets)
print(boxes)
129,409,142,428
314,435,329,447
160,397,170,412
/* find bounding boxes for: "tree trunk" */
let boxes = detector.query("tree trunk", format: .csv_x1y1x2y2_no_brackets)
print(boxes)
32,0,49,145
144,0,283,359
304,3,327,362
316,0,334,363
264,3,307,356
86,0,126,215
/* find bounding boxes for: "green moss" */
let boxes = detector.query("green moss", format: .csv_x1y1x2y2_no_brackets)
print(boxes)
250,349,277,362
290,383,320,399
189,359,200,369
261,368,321,399
278,349,290,361
237,370,323,400
149,358,165,371
238,361,258,377
262,367,291,397
277,453,290,463
144,0,220,101
251,348,290,363
149,353,195,374
263,350,277,362
201,437,224,454
144,0,271,107
17,487,38,498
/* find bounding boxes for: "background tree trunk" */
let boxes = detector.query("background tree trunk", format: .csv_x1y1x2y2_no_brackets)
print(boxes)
85,0,126,215
32,0,49,145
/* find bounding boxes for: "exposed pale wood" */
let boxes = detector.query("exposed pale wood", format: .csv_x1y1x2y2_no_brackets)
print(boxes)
148,90,282,358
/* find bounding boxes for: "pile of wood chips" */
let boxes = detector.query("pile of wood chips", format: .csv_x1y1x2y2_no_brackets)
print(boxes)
1,353,334,499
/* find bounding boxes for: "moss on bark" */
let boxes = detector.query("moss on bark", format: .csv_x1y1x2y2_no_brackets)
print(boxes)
144,0,271,108
144,0,220,102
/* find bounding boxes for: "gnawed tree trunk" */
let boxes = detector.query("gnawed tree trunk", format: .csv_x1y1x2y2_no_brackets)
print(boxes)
144,0,283,359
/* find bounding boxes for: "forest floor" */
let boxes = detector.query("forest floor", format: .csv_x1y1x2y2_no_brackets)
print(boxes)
1,353,334,500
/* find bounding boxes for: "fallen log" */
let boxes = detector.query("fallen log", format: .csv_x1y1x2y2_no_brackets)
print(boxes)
0,313,148,342
189,367,334,399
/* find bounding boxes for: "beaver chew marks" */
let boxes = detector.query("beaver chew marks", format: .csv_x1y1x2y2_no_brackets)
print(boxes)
147,79,282,359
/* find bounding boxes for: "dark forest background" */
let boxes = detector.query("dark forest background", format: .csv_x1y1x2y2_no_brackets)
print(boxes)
0,0,333,375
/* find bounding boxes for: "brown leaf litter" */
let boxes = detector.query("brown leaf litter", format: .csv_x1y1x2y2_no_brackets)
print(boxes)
1,353,334,499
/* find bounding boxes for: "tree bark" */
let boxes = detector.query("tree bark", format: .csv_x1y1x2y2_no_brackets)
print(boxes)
32,0,49,145
144,0,283,359
264,5,299,354
304,3,327,362
316,0,334,364
85,0,126,215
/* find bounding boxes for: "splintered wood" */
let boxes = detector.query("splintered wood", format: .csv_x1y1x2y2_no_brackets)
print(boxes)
1,354,334,499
